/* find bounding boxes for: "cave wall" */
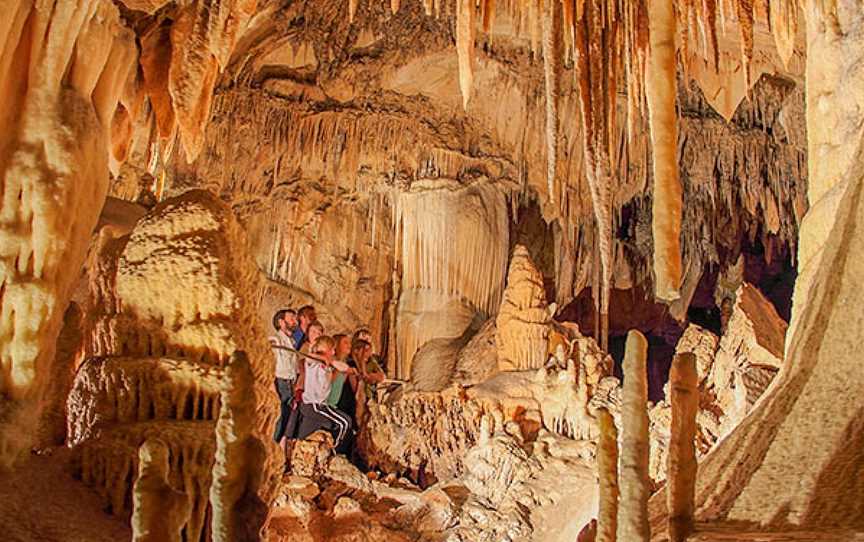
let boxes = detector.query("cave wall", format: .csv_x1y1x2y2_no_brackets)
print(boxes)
0,0,137,466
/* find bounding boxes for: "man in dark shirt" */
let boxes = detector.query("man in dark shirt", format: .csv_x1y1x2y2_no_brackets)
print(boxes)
292,305,317,349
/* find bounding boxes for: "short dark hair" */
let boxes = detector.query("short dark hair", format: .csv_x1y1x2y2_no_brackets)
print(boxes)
298,305,316,320
272,308,296,331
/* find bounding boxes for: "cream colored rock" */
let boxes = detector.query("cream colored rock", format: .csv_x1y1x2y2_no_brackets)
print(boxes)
67,190,280,539
395,179,509,380
0,0,136,467
132,439,190,542
210,352,267,542
454,429,598,542
332,496,362,519
617,330,650,542
667,4,864,528
452,318,499,386
496,245,552,372
289,431,335,479
711,283,787,438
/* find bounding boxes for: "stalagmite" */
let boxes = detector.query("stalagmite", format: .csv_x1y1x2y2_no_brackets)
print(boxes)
596,408,618,542
132,439,190,542
541,0,562,204
667,352,698,542
646,0,683,301
456,0,475,110
210,351,267,542
617,330,650,542
496,245,551,371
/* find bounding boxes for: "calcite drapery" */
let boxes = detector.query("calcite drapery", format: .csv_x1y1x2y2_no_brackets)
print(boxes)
394,179,508,380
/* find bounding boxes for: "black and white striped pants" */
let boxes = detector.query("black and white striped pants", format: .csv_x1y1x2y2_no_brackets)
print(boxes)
296,402,353,449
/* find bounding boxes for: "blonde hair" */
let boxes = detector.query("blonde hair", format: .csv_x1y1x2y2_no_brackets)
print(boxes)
311,335,335,355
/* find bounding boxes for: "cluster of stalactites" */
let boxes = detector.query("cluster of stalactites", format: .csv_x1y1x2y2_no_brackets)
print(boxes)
352,0,803,345
138,0,258,167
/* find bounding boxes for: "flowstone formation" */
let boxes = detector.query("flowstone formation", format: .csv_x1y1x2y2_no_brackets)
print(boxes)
397,179,509,382
66,191,279,540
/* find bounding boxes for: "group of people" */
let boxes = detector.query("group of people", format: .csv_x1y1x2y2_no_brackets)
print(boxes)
269,305,386,470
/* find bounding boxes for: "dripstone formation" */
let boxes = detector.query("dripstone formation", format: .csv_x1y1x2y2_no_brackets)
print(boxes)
1,1,862,541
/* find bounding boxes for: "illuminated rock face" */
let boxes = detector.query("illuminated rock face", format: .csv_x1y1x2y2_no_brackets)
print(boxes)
649,284,786,485
67,191,279,540
394,179,509,381
0,0,137,467
8,1,864,541
361,324,614,484
496,245,551,372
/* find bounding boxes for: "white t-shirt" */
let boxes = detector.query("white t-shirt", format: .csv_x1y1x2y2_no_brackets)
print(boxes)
270,330,298,380
303,359,332,404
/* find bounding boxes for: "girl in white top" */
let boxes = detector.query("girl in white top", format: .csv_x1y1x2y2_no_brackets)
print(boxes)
296,335,354,452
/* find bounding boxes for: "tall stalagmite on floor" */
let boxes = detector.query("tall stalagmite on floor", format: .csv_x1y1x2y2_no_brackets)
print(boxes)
132,439,190,542
667,352,698,541
596,407,619,542
618,330,650,541
210,352,268,542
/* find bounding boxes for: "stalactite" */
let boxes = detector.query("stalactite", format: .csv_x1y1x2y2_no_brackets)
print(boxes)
349,0,359,22
482,0,496,33
769,0,798,69
542,0,562,205
647,0,683,302
573,1,620,352
617,330,650,542
391,0,400,14
456,0,476,110
422,0,433,16
734,0,755,88
596,407,618,542
529,0,541,57
667,352,698,542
